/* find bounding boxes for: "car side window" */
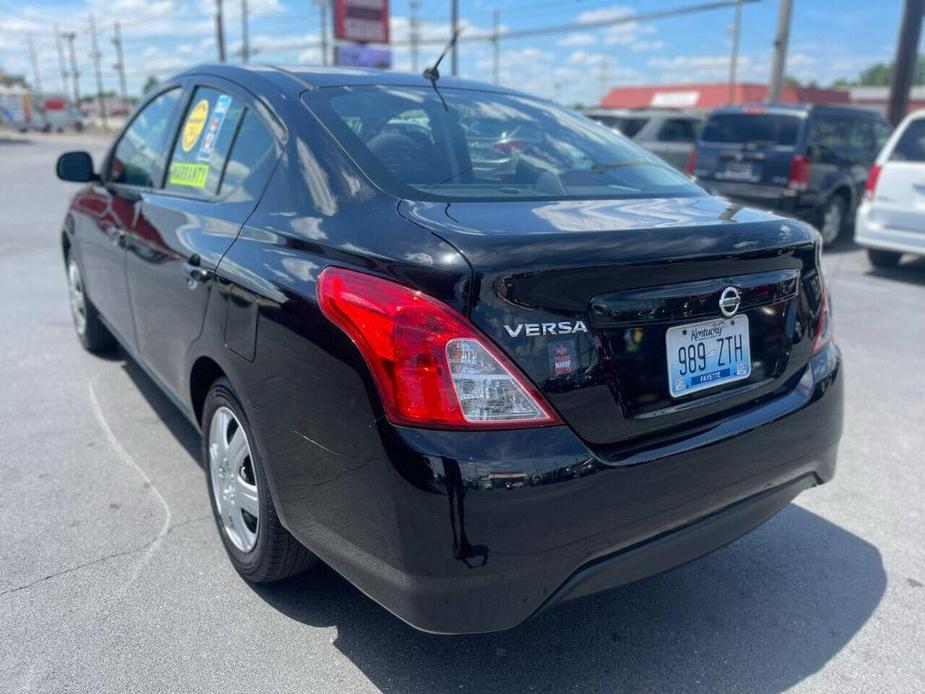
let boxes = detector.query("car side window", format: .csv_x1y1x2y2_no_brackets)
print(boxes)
657,119,696,143
165,87,246,196
219,110,277,197
889,119,925,162
809,114,850,160
849,118,877,162
109,88,181,187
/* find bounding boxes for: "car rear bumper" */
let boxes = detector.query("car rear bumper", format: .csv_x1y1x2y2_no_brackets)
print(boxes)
280,344,842,635
856,202,925,256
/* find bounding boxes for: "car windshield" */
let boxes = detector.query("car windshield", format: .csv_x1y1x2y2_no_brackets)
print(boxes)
305,85,702,202
701,113,801,146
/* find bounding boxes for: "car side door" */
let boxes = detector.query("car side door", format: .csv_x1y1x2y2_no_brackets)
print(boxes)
644,117,699,170
125,78,282,398
76,87,183,347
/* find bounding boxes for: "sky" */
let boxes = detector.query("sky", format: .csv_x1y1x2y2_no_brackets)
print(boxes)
0,0,917,106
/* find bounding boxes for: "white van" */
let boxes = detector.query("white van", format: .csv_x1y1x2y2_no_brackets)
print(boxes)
856,109,925,266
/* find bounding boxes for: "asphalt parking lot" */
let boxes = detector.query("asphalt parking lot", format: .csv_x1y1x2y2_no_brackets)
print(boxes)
1,132,923,693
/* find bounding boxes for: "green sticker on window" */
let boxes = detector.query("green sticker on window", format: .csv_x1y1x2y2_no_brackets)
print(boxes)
168,162,210,188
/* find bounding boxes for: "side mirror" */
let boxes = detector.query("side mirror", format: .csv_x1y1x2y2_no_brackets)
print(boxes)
56,151,99,183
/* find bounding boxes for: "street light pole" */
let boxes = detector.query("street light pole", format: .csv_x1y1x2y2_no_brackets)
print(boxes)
241,0,250,63
767,0,793,103
89,14,108,130
888,0,925,126
728,0,742,104
215,0,226,62
450,0,459,76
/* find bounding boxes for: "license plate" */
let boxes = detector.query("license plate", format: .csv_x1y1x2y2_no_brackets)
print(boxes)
723,161,755,179
666,316,751,398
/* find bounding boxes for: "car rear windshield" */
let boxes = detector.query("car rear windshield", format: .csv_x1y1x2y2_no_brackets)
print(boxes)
304,86,702,202
890,118,925,162
701,113,801,146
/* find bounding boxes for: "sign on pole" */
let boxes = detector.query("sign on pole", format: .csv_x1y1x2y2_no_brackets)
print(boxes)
334,0,390,44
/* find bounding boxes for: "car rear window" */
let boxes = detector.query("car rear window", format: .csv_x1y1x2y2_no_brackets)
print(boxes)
305,86,701,202
701,113,800,146
890,119,925,162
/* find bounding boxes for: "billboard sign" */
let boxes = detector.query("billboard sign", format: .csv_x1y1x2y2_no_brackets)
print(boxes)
335,44,391,69
334,0,390,44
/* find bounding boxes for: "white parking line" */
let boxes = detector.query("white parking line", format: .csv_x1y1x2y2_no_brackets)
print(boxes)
88,380,172,585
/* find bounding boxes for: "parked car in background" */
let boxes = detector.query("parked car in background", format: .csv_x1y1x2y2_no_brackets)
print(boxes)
583,108,704,170
856,109,925,267
690,104,891,244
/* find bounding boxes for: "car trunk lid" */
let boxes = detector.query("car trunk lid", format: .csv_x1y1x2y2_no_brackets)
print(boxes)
399,195,823,456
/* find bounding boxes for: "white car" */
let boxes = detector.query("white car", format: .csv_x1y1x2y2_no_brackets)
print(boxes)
856,109,925,267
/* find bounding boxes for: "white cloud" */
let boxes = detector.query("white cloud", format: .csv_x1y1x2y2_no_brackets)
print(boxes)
558,33,596,48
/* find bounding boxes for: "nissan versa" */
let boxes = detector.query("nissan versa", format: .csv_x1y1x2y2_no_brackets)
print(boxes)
55,64,842,635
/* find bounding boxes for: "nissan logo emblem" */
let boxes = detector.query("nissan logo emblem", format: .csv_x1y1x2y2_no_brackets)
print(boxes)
719,286,741,318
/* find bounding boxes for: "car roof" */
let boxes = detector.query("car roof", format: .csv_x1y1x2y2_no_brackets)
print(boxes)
711,102,884,119
173,63,527,98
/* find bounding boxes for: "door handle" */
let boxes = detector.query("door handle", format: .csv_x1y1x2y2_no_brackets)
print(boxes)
184,255,212,285
108,227,126,246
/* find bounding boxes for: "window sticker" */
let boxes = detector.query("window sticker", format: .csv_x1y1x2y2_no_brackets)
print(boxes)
181,98,210,152
197,94,232,162
168,162,210,188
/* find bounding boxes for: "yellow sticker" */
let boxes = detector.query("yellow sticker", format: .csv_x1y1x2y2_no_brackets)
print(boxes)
168,162,210,188
181,99,210,152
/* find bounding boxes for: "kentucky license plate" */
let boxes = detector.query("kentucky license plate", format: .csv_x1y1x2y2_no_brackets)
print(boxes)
723,161,755,179
666,316,751,398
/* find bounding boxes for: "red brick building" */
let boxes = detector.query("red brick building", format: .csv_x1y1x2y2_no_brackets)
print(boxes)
600,82,850,110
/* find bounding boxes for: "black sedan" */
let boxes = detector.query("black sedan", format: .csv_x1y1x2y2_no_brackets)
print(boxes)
55,64,842,635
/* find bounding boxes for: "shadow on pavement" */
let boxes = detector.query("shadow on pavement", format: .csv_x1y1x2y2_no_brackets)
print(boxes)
865,256,925,286
119,353,202,464
254,504,884,693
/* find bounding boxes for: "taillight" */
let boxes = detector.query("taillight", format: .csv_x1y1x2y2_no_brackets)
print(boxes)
684,148,697,176
787,154,811,192
864,164,882,200
317,267,559,430
811,283,833,356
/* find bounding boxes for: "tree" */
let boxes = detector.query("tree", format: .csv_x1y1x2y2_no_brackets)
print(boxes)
833,56,925,88
142,75,159,94
0,70,28,88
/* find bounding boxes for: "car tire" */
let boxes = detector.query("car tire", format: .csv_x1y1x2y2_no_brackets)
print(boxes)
202,378,317,582
819,195,847,246
867,248,902,268
66,254,116,353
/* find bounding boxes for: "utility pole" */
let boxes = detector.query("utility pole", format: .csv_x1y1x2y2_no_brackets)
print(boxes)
888,0,925,126
241,0,250,63
450,0,459,76
62,31,80,106
410,0,420,72
317,0,328,66
215,0,226,62
27,34,43,93
89,14,108,130
491,9,500,84
767,0,793,103
55,25,69,94
112,21,127,100
727,0,742,104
